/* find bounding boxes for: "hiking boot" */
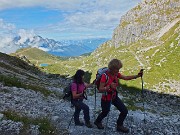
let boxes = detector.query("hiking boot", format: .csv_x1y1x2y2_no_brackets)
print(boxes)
94,121,104,129
85,121,93,128
75,122,84,126
117,125,129,133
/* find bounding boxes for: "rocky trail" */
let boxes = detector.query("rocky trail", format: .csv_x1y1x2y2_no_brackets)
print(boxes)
0,83,179,135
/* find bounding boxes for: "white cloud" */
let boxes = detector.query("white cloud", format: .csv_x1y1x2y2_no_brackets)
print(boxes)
65,10,122,30
0,19,37,53
0,19,15,52
0,35,19,54
0,0,141,40
53,48,64,52
38,47,50,52
17,29,36,44
34,0,140,39
0,19,15,31
0,36,13,47
37,9,125,40
0,0,141,11
0,21,36,47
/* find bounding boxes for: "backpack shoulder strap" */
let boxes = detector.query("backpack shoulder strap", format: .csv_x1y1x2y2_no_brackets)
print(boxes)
103,72,109,85
102,72,109,98
71,82,79,93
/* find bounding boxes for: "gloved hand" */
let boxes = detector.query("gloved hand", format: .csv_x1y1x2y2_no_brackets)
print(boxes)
83,91,87,100
111,82,117,89
92,79,96,84
138,69,144,77
107,81,117,92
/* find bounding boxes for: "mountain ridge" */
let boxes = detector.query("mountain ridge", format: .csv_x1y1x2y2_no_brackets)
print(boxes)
112,0,179,47
0,35,109,56
32,0,180,95
0,43,179,135
14,18,179,95
0,0,179,134
149,17,180,40
0,46,179,135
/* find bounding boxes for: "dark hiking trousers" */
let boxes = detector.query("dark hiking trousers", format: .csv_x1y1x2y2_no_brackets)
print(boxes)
72,99,90,123
95,96,128,126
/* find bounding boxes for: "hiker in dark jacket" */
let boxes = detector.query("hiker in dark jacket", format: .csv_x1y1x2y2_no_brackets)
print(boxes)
94,59,143,133
71,69,93,128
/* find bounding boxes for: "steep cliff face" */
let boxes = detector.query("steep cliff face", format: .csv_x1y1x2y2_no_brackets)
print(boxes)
112,0,180,47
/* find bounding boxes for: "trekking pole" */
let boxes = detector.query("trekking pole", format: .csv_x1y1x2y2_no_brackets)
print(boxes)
68,114,74,129
140,69,146,128
141,76,146,123
92,79,97,120
141,75,147,135
95,86,97,111
140,69,146,124
94,85,97,120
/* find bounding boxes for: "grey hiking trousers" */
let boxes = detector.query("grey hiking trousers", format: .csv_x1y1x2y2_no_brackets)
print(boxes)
72,99,90,124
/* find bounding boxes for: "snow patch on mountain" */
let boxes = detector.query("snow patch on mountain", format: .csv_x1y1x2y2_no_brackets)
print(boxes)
0,34,109,56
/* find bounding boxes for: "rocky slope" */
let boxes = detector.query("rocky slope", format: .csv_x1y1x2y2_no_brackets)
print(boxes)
9,0,180,95
0,84,179,135
0,0,180,134
0,52,179,135
112,0,180,47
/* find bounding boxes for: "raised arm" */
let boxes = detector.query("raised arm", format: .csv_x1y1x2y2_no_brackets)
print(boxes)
119,69,143,80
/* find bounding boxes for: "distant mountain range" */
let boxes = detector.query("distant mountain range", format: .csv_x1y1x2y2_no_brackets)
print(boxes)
0,35,109,56
46,38,109,56
2,0,179,94
0,1,179,134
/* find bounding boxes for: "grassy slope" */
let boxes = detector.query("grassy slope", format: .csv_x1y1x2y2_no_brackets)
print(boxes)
12,21,179,93
12,47,61,66
145,21,180,91
40,21,179,93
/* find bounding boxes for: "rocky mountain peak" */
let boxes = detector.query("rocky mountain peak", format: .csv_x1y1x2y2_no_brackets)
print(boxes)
112,0,180,47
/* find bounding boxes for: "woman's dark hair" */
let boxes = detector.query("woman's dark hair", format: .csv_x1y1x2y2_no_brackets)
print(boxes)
73,69,85,84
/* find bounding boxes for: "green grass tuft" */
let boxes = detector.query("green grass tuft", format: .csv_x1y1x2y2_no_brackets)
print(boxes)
2,110,56,135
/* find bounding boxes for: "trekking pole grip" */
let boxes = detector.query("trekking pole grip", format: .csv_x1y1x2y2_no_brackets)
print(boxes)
141,69,144,76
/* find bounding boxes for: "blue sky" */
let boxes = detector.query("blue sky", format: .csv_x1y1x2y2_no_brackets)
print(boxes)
0,0,141,41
